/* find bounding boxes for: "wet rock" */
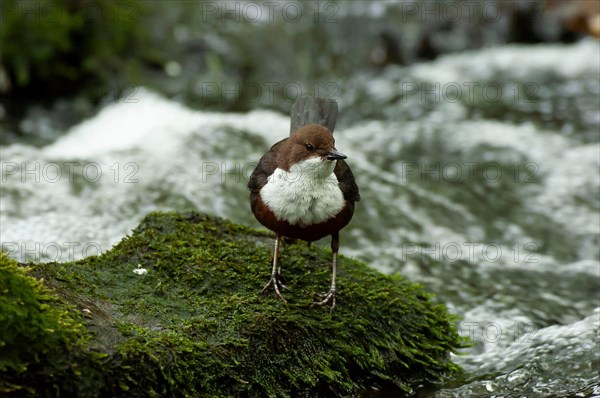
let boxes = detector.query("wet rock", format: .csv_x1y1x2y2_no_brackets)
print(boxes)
0,211,465,397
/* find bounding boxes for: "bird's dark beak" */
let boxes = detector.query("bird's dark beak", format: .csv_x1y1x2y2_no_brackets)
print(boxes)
326,150,347,161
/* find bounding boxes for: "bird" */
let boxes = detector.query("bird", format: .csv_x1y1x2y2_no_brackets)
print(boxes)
247,96,360,310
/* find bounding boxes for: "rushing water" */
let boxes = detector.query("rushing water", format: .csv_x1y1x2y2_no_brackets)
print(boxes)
1,40,599,396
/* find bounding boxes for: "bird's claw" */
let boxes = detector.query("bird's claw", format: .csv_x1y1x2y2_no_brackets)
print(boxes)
261,275,288,302
312,288,336,311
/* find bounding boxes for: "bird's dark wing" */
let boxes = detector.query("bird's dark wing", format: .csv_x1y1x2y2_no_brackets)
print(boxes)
334,160,360,202
290,97,338,134
247,138,287,193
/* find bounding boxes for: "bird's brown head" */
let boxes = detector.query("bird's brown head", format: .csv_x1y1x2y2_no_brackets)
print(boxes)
279,124,347,171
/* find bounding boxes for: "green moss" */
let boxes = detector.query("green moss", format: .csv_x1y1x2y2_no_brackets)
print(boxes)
0,253,104,396
2,212,466,397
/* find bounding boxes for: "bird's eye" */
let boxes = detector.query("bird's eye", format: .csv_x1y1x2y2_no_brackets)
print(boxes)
305,143,315,150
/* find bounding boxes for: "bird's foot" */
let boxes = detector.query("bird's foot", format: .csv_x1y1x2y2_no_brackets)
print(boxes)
261,274,288,302
312,287,336,311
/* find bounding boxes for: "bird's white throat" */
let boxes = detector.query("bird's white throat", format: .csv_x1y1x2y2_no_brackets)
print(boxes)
260,157,345,226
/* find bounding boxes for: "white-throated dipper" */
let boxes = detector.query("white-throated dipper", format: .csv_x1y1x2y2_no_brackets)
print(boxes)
248,97,360,310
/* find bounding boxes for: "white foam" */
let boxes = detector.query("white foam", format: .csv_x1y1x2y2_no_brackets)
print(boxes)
411,39,599,85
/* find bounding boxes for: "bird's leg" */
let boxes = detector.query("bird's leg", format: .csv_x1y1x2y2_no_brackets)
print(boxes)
261,234,287,302
312,232,338,311
276,238,288,290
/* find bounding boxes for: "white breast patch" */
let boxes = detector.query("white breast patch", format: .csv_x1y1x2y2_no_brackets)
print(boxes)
260,157,345,226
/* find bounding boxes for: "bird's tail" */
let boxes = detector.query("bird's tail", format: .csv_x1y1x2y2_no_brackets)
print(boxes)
290,96,338,135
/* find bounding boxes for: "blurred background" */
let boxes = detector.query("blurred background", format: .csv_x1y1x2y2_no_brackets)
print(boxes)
1,0,599,396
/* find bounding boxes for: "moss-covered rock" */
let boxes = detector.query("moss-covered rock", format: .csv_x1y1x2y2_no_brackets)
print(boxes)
0,253,104,397
0,212,465,397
